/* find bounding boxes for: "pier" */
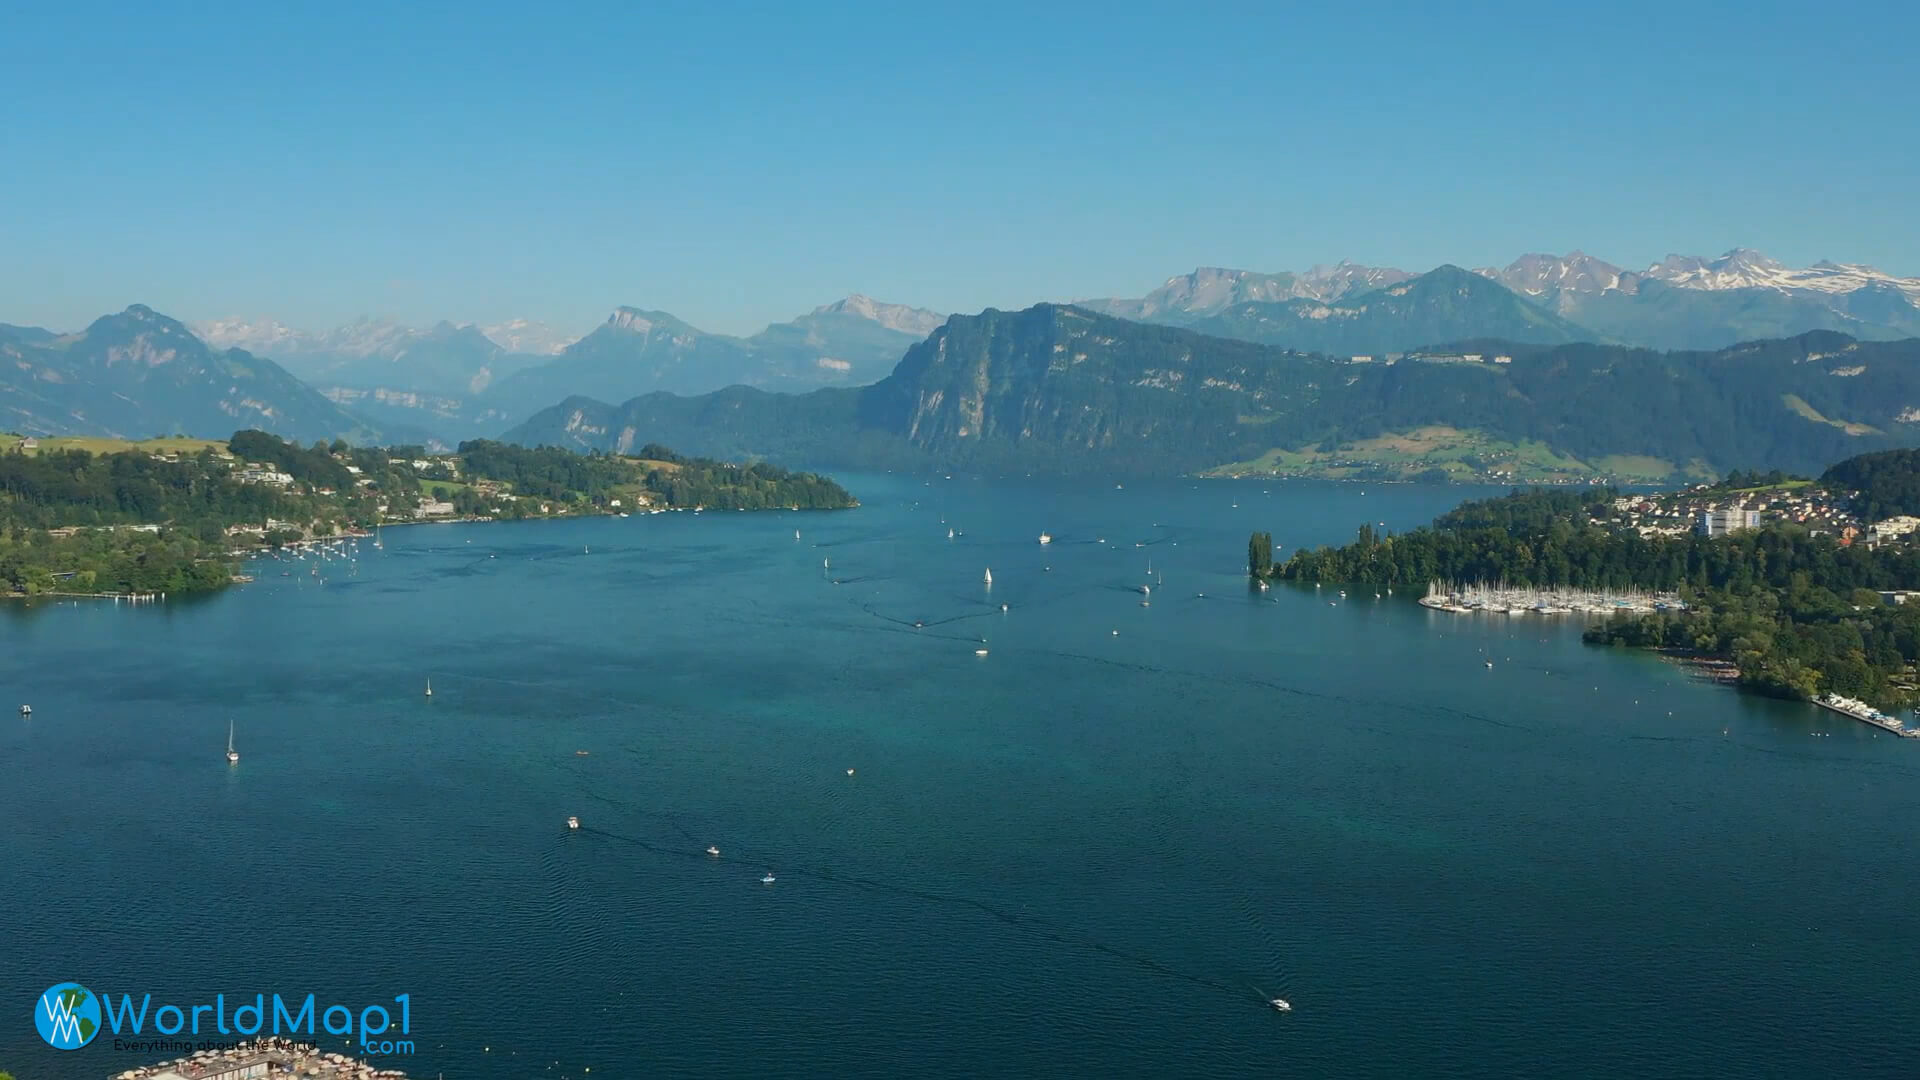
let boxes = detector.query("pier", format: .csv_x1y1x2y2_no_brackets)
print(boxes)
1814,693,1920,738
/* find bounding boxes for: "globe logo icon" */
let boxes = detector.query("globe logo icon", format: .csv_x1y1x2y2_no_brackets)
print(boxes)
36,983,101,1050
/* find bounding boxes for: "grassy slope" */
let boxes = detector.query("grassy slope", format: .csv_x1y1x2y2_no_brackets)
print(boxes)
0,434,231,457
1204,426,1720,483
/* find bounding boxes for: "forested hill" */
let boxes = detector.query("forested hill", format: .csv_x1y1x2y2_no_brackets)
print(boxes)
0,431,855,598
1256,462,1920,710
1820,449,1920,521
505,305,1920,481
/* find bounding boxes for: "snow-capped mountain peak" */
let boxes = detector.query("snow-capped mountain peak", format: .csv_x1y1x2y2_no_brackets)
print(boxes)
1642,248,1920,301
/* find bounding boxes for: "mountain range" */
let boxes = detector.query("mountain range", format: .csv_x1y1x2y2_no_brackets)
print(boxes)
504,302,1920,481
7,248,1919,477
1085,250,1920,352
0,306,382,444
190,295,947,443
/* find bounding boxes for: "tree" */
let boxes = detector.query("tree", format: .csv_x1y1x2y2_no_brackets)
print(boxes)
1247,531,1273,577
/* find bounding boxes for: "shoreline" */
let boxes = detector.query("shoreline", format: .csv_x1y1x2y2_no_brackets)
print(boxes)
5,501,858,605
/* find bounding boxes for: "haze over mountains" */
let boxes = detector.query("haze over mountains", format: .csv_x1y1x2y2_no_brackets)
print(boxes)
1084,249,1920,351
0,306,381,444
6,247,1920,479
507,303,1920,481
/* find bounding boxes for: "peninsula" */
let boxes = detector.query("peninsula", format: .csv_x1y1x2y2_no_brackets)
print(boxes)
1252,449,1920,712
0,430,856,599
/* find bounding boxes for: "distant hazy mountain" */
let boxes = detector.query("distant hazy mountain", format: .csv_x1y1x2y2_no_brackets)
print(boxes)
1179,266,1594,353
1467,250,1920,350
0,305,381,443
1474,251,1634,298
1094,250,1920,353
1080,262,1414,320
478,318,574,356
504,304,1920,480
487,295,946,406
1641,248,1920,301
195,315,550,397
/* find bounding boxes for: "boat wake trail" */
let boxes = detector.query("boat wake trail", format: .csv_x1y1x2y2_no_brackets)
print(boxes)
572,819,1251,1001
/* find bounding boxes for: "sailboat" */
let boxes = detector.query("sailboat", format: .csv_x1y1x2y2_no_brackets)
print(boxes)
226,719,240,764
947,527,955,539
425,678,433,698
794,529,801,541
983,568,992,585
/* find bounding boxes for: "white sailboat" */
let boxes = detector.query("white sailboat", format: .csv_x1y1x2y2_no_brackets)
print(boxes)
983,568,992,585
425,678,433,698
226,719,240,764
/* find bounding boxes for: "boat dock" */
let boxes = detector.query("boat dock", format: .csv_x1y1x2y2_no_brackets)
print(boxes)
1814,693,1920,738
1418,580,1682,616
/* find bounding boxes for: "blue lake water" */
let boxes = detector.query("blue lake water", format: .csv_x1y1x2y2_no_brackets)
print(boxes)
3,475,1917,1078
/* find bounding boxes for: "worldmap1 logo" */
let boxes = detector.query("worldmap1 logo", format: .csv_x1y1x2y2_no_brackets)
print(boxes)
37,983,101,1050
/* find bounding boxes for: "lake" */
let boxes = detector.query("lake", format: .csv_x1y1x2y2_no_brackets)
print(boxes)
4,475,1917,1078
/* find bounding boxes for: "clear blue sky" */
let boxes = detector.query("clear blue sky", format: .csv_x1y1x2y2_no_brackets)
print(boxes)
1,0,1913,337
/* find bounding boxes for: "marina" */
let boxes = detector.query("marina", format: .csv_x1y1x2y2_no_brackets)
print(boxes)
1815,693,1920,737
1418,580,1683,616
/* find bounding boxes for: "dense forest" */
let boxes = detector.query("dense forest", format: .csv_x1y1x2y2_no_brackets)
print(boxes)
1821,449,1920,522
1260,483,1920,710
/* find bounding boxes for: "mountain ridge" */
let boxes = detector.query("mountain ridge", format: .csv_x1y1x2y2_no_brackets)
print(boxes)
503,303,1920,481
0,305,385,444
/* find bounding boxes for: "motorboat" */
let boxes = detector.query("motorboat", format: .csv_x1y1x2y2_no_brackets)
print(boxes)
761,872,777,884
707,845,720,856
1270,998,1292,1012
1039,533,1052,545
975,648,989,656
566,816,580,830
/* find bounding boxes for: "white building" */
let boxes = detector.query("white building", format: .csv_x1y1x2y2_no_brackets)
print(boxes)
1868,515,1920,542
1698,508,1761,537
